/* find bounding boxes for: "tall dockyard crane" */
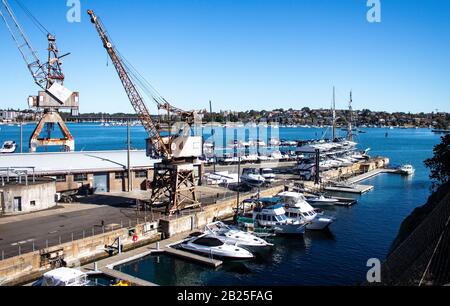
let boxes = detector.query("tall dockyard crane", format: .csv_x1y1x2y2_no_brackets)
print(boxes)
87,9,203,214
0,0,79,152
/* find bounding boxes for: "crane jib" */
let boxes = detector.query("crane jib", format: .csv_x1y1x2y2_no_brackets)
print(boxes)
87,9,171,158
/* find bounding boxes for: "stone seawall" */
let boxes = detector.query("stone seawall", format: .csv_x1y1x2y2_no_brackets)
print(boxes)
0,222,161,286
159,185,286,238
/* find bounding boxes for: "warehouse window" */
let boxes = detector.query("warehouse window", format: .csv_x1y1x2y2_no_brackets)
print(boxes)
135,171,148,179
55,175,66,182
74,174,88,182
30,201,36,207
115,172,128,179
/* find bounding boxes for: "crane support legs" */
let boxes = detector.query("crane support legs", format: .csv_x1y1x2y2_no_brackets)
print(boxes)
150,162,201,215
29,110,75,152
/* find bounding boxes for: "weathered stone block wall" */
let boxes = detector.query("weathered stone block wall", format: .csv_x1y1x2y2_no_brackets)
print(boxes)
0,222,160,286
160,185,285,237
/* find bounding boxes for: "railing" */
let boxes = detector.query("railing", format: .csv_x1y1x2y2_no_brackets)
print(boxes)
0,218,153,261
0,167,36,186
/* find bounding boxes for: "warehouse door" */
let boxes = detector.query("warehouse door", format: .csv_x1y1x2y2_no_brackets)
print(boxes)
14,197,22,212
93,173,109,193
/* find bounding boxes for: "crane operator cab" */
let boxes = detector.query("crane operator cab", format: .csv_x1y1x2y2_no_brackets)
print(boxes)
146,121,203,160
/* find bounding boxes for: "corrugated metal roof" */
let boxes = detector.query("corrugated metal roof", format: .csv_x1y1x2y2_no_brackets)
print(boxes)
0,150,160,175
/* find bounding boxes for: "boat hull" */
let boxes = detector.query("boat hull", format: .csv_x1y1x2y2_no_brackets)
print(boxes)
179,244,254,260
306,218,334,230
273,223,306,236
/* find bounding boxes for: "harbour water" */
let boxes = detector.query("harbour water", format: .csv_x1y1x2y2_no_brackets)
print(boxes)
0,124,442,285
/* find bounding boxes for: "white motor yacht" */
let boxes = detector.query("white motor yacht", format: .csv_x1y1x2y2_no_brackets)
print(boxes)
41,268,90,286
204,221,272,249
398,164,415,176
179,234,254,259
277,192,335,230
252,203,306,235
0,141,16,154
270,151,283,160
260,168,276,183
205,171,239,185
306,195,340,207
241,168,266,187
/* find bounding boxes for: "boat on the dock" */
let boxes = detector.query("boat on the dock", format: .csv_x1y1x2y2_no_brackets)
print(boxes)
204,221,273,250
179,234,254,259
204,171,239,186
398,164,415,176
306,195,340,207
241,168,266,187
0,140,16,154
277,192,335,230
40,268,90,286
260,168,276,183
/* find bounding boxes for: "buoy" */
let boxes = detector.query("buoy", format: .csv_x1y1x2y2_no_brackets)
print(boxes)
132,234,138,242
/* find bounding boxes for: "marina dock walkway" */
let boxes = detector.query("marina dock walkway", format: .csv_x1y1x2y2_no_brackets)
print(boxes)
347,168,398,184
82,230,222,286
325,168,399,195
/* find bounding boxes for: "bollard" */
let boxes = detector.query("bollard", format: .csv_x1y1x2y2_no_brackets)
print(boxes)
120,220,123,228
92,228,95,236
157,242,160,251
82,230,85,239
46,240,49,249
94,262,98,272
129,220,131,227
32,241,35,252
2,250,4,261
18,245,21,256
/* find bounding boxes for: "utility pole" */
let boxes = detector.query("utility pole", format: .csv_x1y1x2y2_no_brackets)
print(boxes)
348,91,353,142
315,149,320,185
237,147,241,214
19,121,23,153
209,100,216,173
332,86,336,142
127,119,132,192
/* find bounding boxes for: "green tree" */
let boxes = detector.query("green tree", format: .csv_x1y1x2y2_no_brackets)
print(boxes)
425,134,450,190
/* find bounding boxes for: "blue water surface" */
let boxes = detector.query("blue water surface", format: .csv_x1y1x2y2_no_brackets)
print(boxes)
0,124,442,285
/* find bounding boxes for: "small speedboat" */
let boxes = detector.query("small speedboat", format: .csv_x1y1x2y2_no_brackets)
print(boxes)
398,164,415,176
204,221,273,250
179,234,254,259
306,195,339,207
0,141,16,154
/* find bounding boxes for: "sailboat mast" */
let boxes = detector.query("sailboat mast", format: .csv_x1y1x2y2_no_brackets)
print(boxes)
332,86,336,142
348,91,353,141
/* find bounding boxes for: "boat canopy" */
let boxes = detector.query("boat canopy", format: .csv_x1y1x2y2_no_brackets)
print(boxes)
42,268,87,286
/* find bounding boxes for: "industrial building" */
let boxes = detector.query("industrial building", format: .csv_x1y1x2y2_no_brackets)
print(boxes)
0,150,204,192
0,151,161,195
0,169,57,216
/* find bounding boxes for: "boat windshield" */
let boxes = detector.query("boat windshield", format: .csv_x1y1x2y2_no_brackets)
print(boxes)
193,237,224,247
275,215,287,222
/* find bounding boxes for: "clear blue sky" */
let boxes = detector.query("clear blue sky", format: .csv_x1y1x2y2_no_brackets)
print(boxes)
1,0,449,114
